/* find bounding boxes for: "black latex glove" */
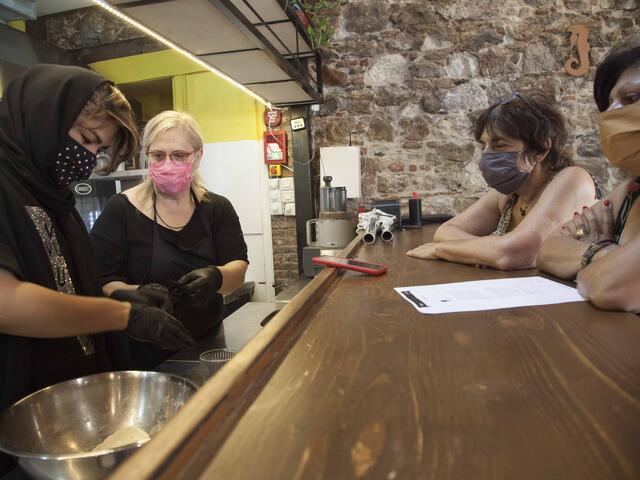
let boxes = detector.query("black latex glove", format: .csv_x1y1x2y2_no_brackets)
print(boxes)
137,283,173,314
111,286,173,314
174,266,223,308
125,303,195,350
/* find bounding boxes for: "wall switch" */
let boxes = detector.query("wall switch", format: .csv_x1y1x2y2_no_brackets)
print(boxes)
279,177,294,191
269,202,283,215
269,190,282,202
268,178,280,191
283,202,296,216
281,190,295,203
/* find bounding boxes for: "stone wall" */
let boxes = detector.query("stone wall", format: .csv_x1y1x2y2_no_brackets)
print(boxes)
39,8,163,63
313,0,639,214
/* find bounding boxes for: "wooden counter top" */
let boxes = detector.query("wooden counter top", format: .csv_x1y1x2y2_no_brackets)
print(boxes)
113,225,640,480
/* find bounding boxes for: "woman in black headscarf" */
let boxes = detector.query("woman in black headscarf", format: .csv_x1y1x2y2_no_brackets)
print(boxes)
0,65,194,442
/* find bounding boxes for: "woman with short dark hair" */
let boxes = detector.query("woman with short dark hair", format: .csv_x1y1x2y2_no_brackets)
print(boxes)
537,37,640,313
407,90,598,269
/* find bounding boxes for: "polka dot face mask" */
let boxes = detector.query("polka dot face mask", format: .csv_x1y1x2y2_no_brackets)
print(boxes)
55,135,98,186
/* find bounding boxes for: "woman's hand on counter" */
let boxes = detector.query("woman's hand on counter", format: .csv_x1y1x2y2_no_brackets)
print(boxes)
406,242,440,260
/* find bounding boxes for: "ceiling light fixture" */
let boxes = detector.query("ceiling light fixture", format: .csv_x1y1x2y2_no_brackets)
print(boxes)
92,0,271,107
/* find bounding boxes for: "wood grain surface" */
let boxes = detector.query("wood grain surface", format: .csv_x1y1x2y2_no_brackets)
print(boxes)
198,226,640,480
111,236,363,480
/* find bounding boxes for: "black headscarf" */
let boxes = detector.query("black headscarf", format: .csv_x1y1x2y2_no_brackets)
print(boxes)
0,64,108,213
0,66,125,464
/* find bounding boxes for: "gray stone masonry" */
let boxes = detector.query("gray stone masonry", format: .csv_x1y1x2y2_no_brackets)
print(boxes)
313,0,638,214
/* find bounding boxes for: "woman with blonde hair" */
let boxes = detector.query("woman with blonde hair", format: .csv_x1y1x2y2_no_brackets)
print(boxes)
91,110,249,368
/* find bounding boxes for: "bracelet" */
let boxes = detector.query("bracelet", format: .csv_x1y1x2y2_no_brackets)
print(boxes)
580,239,617,268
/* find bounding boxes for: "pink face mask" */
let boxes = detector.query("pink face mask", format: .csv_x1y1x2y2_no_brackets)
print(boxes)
149,160,193,195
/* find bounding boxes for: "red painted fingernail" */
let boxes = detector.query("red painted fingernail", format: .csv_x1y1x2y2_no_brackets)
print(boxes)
574,212,579,215
561,225,566,229
582,206,587,210
603,200,610,207
630,182,640,192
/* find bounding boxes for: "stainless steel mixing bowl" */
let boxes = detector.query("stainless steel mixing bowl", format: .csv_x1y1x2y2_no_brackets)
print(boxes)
0,371,197,480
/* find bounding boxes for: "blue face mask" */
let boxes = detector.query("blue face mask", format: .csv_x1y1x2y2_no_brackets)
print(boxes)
478,150,530,195
55,135,97,186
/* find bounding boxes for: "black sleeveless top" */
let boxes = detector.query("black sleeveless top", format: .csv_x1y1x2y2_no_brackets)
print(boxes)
614,177,640,243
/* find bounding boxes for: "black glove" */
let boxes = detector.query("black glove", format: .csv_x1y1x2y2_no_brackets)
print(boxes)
174,266,223,308
126,303,195,350
137,283,173,314
111,285,173,314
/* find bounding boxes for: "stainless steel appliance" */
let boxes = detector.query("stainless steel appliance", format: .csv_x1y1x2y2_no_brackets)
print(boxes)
303,176,356,277
305,176,356,249
72,171,144,230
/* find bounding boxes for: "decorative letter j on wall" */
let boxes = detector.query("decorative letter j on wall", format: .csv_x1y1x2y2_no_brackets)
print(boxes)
565,24,590,77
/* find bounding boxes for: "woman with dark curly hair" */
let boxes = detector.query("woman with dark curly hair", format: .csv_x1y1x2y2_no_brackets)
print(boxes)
407,90,598,269
537,37,640,313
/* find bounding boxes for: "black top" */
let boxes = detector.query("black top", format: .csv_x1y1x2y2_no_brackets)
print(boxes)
0,65,121,474
90,191,248,340
614,177,640,242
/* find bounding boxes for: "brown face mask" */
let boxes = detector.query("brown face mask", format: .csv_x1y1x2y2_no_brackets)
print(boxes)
598,101,640,176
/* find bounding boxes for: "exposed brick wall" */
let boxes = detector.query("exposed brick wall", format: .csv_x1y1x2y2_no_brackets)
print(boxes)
312,0,639,215
270,215,299,294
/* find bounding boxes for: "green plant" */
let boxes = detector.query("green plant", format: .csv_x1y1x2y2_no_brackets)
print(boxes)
286,0,345,49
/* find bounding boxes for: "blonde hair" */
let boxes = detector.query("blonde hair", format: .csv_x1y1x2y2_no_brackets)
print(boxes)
140,110,207,199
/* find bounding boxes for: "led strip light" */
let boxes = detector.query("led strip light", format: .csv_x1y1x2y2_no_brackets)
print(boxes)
92,0,272,107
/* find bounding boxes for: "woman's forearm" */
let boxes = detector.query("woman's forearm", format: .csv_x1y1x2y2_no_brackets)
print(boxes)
536,236,589,279
0,272,130,338
218,260,248,295
577,240,639,313
434,233,539,270
433,224,479,242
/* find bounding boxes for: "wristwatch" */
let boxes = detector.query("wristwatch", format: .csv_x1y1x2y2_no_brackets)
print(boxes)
581,239,616,268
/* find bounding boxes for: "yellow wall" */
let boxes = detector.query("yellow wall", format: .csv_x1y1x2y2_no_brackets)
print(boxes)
90,50,265,143
8,21,25,32
172,73,264,143
137,93,173,122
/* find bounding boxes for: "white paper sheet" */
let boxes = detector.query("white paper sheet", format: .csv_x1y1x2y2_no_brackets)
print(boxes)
395,276,586,314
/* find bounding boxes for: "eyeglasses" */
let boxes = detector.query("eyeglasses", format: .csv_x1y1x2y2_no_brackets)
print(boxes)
146,150,196,163
496,91,541,115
